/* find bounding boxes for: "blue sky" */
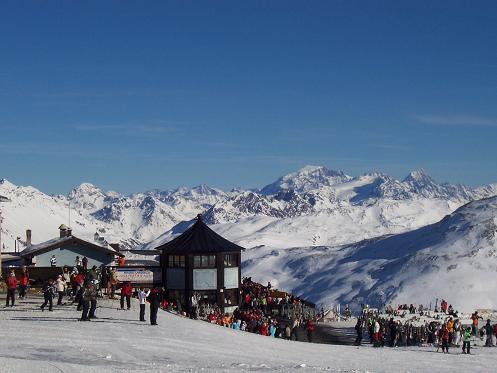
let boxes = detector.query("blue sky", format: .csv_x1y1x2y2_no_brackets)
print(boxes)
1,1,496,194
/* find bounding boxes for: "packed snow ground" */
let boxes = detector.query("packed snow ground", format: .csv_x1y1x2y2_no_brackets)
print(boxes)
0,297,496,372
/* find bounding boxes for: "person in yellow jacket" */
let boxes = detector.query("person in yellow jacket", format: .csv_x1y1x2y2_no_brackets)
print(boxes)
446,317,454,345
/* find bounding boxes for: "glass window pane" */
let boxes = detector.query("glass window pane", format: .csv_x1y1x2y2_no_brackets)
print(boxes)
194,256,201,268
209,255,216,267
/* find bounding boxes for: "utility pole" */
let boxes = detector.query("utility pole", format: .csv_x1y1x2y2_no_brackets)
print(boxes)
0,195,11,278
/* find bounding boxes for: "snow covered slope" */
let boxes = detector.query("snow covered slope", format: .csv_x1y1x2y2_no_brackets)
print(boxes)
1,297,496,372
242,196,497,312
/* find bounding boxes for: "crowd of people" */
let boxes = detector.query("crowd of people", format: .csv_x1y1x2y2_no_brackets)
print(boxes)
200,277,317,343
355,301,497,354
2,259,163,326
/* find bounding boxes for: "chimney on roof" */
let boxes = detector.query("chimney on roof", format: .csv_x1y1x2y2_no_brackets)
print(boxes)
26,229,32,247
59,224,70,238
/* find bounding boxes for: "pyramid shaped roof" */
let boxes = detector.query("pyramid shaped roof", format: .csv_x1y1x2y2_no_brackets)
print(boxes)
155,216,244,254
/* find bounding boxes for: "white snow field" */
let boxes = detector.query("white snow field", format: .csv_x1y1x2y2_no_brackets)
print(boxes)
0,297,495,373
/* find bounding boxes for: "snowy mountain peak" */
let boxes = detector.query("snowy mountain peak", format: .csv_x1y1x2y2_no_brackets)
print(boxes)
69,182,102,198
403,169,434,184
260,165,351,195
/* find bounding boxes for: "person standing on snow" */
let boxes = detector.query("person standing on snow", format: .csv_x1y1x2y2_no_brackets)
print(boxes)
82,256,88,270
354,318,363,346
120,281,133,310
19,268,29,300
306,319,315,343
56,275,66,305
80,280,98,320
138,287,150,322
5,270,18,307
462,327,472,354
147,287,160,325
40,279,55,312
438,324,449,354
75,256,82,268
483,319,494,347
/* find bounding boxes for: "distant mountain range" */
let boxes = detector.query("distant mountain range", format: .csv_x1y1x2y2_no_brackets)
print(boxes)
1,166,496,250
1,166,497,310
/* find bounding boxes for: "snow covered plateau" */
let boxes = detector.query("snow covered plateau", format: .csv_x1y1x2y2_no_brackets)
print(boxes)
1,166,497,311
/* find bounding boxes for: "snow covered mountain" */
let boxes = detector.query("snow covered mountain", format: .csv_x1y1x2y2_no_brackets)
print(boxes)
2,167,497,310
242,196,497,312
1,166,496,253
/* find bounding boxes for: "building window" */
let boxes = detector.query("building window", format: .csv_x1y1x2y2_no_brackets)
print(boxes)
224,254,237,267
168,255,185,268
193,255,216,268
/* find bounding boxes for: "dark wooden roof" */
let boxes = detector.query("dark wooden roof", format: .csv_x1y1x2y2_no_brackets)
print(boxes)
155,216,244,254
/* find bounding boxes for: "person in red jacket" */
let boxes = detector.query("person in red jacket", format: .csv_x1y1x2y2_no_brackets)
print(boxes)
19,268,29,300
5,270,18,307
259,322,268,336
438,324,450,354
306,319,315,343
120,281,133,310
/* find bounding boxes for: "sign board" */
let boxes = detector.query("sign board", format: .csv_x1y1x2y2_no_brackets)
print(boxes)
116,267,162,285
193,269,217,290
224,267,239,289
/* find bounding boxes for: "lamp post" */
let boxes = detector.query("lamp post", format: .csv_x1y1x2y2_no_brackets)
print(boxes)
0,195,11,278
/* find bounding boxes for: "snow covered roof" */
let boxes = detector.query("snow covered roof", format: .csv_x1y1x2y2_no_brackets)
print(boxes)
20,235,117,258
154,215,244,254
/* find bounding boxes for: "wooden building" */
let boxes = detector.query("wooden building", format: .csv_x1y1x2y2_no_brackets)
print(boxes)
20,225,117,268
155,215,243,312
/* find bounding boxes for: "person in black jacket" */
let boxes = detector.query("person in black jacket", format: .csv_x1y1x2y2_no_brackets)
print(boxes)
40,279,55,312
147,287,160,325
355,318,363,346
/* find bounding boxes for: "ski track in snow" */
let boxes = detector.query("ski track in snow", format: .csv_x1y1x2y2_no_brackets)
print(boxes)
0,297,495,372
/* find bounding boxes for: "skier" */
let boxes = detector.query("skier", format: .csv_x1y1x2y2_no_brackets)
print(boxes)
5,270,18,307
462,327,471,354
50,255,57,267
82,256,88,270
120,281,133,310
40,279,55,311
88,280,98,319
56,275,66,305
147,287,160,325
19,268,29,300
138,287,150,322
80,281,90,321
